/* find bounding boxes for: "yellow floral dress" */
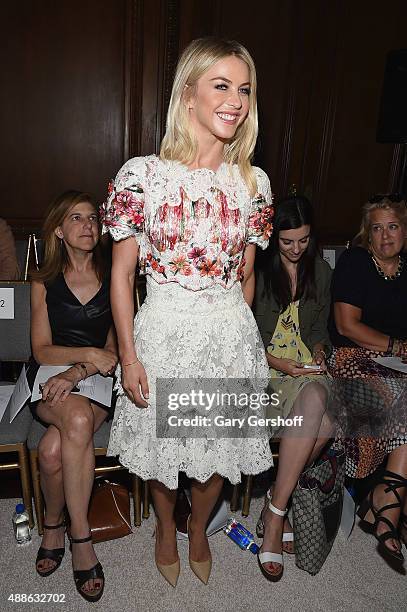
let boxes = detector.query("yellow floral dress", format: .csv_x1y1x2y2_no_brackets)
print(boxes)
266,302,329,432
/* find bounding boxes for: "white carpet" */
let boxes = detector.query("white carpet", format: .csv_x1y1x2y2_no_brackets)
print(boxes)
0,496,406,612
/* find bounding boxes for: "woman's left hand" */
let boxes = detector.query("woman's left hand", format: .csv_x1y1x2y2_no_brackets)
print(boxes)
41,368,81,406
311,349,327,372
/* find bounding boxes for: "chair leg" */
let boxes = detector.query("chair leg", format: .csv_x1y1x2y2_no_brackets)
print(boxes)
18,443,34,529
242,475,253,517
230,483,239,512
142,480,150,519
29,450,44,535
132,475,142,527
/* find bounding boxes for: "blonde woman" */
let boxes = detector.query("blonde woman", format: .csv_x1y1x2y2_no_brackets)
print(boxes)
102,37,274,586
29,191,117,602
329,194,407,564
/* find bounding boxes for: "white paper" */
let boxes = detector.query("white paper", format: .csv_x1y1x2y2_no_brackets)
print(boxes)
339,486,355,538
31,365,113,407
0,288,14,319
322,249,336,270
0,385,15,423
8,367,31,422
372,356,407,374
77,374,113,406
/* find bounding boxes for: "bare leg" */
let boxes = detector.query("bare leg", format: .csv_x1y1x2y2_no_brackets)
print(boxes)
149,480,178,565
36,426,65,573
36,396,107,594
261,381,333,575
189,474,224,562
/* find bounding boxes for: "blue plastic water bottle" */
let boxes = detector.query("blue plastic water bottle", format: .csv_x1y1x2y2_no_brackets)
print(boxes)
224,518,259,554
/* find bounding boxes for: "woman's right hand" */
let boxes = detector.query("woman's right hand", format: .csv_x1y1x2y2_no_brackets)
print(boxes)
270,357,307,378
87,348,118,375
121,359,149,408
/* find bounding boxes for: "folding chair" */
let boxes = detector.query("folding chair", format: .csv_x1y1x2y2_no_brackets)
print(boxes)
0,399,34,527
0,281,34,526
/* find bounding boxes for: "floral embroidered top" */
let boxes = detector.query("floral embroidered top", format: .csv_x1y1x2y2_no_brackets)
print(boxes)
101,155,274,291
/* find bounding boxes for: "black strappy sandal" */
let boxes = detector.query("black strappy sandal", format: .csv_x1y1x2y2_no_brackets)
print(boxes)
36,522,65,577
358,470,406,562
400,513,407,548
70,534,104,603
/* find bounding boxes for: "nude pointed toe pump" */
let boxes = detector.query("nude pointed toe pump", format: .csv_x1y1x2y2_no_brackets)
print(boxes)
154,521,180,587
187,517,212,585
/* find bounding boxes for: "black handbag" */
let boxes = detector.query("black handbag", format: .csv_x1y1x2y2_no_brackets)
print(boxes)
292,447,345,575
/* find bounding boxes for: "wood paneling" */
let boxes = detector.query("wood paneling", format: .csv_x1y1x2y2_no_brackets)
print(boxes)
2,0,130,231
3,0,407,244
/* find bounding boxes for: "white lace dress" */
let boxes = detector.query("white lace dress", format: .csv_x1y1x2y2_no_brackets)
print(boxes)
101,155,275,489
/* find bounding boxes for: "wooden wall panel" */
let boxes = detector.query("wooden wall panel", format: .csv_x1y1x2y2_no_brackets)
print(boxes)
2,0,130,234
3,0,407,244
316,1,407,242
175,0,407,243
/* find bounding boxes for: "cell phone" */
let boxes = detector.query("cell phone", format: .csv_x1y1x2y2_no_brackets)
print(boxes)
302,364,322,370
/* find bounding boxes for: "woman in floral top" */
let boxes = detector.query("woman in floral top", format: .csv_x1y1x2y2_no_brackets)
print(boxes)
102,37,274,587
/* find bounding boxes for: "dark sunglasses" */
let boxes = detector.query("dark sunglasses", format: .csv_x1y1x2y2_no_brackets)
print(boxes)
368,193,404,204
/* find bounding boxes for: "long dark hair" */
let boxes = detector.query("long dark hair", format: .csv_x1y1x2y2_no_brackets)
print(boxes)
260,196,318,312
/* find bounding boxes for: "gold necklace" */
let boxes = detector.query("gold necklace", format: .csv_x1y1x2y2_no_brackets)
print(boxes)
370,253,403,280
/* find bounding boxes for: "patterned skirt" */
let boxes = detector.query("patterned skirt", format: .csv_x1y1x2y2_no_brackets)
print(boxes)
328,346,407,478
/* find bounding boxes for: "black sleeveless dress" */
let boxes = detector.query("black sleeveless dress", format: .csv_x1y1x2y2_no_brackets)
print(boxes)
27,272,115,421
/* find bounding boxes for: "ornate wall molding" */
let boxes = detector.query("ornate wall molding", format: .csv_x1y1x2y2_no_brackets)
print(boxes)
124,0,144,159
159,0,180,144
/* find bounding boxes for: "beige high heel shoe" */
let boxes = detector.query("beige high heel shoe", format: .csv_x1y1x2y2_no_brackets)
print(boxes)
187,517,212,585
154,521,180,587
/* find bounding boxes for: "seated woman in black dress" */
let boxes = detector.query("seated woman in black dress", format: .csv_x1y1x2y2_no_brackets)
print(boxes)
329,194,407,564
29,191,117,602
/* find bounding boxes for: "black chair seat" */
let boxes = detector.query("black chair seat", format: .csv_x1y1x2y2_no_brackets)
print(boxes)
0,403,33,445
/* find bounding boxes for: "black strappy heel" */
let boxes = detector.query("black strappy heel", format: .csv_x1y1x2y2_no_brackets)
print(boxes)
400,512,407,548
358,470,406,562
69,534,104,603
36,522,65,577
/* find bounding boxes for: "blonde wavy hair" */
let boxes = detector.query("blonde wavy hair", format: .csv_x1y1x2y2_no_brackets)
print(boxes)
34,190,106,284
160,37,259,196
354,195,407,250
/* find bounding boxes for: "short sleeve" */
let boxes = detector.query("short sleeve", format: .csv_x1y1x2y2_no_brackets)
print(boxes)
331,248,366,308
246,167,274,250
100,157,146,242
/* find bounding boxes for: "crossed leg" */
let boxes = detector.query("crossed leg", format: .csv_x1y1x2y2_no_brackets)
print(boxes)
36,395,107,595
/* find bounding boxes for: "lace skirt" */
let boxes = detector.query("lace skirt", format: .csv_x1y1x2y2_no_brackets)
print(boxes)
107,277,273,489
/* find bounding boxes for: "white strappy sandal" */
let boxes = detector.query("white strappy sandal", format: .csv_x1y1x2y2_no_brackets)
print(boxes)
257,495,288,581
256,489,294,552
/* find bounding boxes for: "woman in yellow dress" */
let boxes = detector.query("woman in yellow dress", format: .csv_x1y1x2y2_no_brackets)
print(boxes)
255,196,333,580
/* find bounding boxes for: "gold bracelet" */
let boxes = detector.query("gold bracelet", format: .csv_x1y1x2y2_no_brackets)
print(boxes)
122,359,138,367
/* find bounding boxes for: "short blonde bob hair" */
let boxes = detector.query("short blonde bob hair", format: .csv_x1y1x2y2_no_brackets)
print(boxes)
354,195,407,250
160,37,259,196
